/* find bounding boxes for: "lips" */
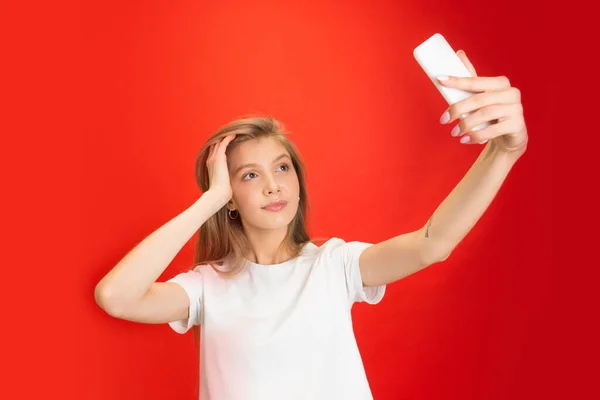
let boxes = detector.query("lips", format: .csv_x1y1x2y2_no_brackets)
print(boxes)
262,200,287,212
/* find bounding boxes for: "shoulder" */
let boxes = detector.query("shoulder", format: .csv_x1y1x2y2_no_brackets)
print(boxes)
170,263,220,281
298,237,344,257
317,237,373,255
303,237,373,266
192,263,230,277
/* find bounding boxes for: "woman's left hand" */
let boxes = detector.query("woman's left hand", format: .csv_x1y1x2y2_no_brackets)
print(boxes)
437,50,528,156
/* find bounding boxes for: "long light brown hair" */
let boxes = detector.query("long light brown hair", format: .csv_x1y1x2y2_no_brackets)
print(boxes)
193,115,312,277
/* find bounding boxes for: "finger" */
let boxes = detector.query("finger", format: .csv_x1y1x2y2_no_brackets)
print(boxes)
457,119,519,145
455,103,521,135
437,75,511,93
442,87,521,124
217,134,236,155
457,50,477,77
207,143,217,163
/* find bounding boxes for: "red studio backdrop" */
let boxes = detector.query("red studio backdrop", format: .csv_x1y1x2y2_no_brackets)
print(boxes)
3,0,572,399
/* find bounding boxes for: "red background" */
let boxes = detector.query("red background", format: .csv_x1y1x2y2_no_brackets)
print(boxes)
4,0,584,399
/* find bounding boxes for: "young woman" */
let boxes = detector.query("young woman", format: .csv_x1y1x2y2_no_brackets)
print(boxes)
94,51,528,399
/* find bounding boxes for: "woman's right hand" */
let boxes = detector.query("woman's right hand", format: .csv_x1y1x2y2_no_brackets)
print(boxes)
206,134,236,206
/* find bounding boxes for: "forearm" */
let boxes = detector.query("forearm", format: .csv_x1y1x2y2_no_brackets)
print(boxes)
419,142,523,262
95,191,224,305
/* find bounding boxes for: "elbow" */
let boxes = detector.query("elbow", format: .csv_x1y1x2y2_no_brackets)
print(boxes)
94,282,128,319
421,252,451,267
428,247,453,264
438,252,451,262
418,235,453,266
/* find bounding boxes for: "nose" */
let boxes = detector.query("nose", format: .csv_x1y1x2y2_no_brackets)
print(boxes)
263,174,281,196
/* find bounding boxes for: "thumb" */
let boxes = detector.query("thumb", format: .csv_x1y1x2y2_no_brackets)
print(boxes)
457,49,477,77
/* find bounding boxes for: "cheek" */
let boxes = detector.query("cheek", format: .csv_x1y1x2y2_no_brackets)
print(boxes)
286,174,300,195
231,182,247,203
232,182,259,208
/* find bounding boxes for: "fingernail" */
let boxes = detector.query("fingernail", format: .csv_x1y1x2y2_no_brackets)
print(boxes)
480,140,488,144
460,135,471,144
437,75,449,81
451,125,461,137
440,111,450,124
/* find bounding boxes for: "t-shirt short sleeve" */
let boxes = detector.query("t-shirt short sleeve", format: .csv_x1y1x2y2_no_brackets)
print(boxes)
329,239,386,305
166,268,204,334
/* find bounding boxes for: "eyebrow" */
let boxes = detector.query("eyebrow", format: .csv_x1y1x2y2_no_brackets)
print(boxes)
234,153,290,176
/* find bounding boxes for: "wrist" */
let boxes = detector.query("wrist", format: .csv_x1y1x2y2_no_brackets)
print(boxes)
486,140,526,166
490,135,528,160
202,190,230,210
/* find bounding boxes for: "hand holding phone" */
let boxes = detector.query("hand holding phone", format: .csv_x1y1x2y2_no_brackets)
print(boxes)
413,33,490,133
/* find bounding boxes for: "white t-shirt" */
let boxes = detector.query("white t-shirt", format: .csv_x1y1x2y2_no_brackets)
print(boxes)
167,237,386,400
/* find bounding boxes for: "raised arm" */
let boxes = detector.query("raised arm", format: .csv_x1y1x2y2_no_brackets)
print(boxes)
359,50,528,287
94,135,235,323
94,192,224,323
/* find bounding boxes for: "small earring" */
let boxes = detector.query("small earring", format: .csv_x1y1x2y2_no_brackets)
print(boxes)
228,209,239,220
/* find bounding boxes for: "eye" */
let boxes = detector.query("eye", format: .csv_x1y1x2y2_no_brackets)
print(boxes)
242,172,257,180
278,163,290,172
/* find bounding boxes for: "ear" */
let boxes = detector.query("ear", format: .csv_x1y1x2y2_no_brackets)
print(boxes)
227,200,236,211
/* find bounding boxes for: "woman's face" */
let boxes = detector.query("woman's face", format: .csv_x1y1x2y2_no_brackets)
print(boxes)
226,137,300,232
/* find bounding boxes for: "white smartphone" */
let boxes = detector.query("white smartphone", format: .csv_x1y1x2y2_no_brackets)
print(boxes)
413,33,489,132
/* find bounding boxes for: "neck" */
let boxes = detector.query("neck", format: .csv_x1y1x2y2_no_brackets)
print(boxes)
242,225,293,265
